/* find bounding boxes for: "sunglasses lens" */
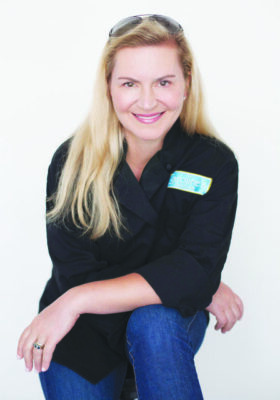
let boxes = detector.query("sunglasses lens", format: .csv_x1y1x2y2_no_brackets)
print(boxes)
109,15,182,37
109,16,142,37
151,15,182,34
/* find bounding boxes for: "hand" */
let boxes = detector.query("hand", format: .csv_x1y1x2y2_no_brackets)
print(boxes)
17,290,80,373
205,282,244,333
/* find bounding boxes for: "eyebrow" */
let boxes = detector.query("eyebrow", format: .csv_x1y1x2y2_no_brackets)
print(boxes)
117,74,176,82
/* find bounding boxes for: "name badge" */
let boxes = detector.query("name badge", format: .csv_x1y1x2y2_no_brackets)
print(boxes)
168,171,212,195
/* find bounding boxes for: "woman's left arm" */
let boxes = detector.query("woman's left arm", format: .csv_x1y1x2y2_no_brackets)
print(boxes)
206,281,244,333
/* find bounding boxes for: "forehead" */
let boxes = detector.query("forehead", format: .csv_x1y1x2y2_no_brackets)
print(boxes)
111,43,183,77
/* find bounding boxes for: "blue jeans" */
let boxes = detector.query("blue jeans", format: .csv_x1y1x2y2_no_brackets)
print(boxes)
39,305,208,399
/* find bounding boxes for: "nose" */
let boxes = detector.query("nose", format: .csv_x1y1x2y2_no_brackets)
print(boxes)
137,86,157,110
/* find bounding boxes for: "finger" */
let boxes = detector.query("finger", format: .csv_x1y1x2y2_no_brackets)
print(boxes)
42,342,56,372
231,304,242,322
23,337,36,372
33,340,46,373
222,309,236,333
17,326,31,359
214,313,227,331
235,296,244,319
221,313,233,333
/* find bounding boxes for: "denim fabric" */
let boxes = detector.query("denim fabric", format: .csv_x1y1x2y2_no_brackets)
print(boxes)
39,305,208,399
39,361,127,400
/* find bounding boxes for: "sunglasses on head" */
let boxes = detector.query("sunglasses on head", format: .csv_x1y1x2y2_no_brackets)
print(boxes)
109,14,183,38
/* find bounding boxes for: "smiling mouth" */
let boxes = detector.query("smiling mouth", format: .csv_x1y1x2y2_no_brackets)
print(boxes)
132,112,165,124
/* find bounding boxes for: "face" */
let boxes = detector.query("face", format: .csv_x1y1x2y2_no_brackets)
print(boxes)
109,42,187,148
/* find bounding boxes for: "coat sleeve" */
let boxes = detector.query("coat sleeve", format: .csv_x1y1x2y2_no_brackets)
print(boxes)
135,157,239,317
45,142,111,295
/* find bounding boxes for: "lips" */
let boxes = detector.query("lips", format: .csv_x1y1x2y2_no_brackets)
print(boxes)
133,112,165,124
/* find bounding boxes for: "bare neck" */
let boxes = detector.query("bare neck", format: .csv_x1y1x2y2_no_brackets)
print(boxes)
126,138,163,181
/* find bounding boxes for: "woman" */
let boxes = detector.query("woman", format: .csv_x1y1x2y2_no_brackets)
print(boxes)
17,15,243,399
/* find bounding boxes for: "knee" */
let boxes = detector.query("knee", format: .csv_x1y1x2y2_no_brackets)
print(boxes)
126,306,207,356
126,305,186,350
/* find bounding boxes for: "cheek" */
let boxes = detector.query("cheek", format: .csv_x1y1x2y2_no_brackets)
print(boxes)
162,90,185,110
111,91,135,113
111,93,123,113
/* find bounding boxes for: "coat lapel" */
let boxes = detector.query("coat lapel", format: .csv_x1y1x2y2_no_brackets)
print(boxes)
139,154,170,200
114,161,159,226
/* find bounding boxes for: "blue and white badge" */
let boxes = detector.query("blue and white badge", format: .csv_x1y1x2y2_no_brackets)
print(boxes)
168,171,212,195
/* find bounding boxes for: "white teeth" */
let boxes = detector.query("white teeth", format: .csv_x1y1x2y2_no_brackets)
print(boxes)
136,113,161,120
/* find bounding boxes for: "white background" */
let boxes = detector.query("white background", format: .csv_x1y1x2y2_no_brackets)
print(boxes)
1,0,279,399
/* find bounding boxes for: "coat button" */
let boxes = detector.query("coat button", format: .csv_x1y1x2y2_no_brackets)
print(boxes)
166,164,172,171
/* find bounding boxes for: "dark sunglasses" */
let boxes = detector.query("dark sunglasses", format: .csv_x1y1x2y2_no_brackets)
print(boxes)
109,14,183,38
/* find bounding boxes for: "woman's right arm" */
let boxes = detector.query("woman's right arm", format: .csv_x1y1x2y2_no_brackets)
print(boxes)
44,141,110,293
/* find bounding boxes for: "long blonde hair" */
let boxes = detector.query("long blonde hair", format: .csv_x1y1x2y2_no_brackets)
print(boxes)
47,18,216,239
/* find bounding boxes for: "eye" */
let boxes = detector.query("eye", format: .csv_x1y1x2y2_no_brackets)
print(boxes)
123,81,135,88
159,80,170,87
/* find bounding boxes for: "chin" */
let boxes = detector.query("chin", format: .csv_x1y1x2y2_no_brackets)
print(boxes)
122,112,179,142
132,125,167,141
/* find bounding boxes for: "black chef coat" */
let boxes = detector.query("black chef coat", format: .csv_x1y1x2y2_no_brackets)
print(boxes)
39,119,238,384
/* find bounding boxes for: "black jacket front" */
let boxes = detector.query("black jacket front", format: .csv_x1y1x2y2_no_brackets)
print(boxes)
39,119,238,383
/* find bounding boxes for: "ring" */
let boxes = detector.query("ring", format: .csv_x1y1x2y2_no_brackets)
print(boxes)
33,342,45,350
